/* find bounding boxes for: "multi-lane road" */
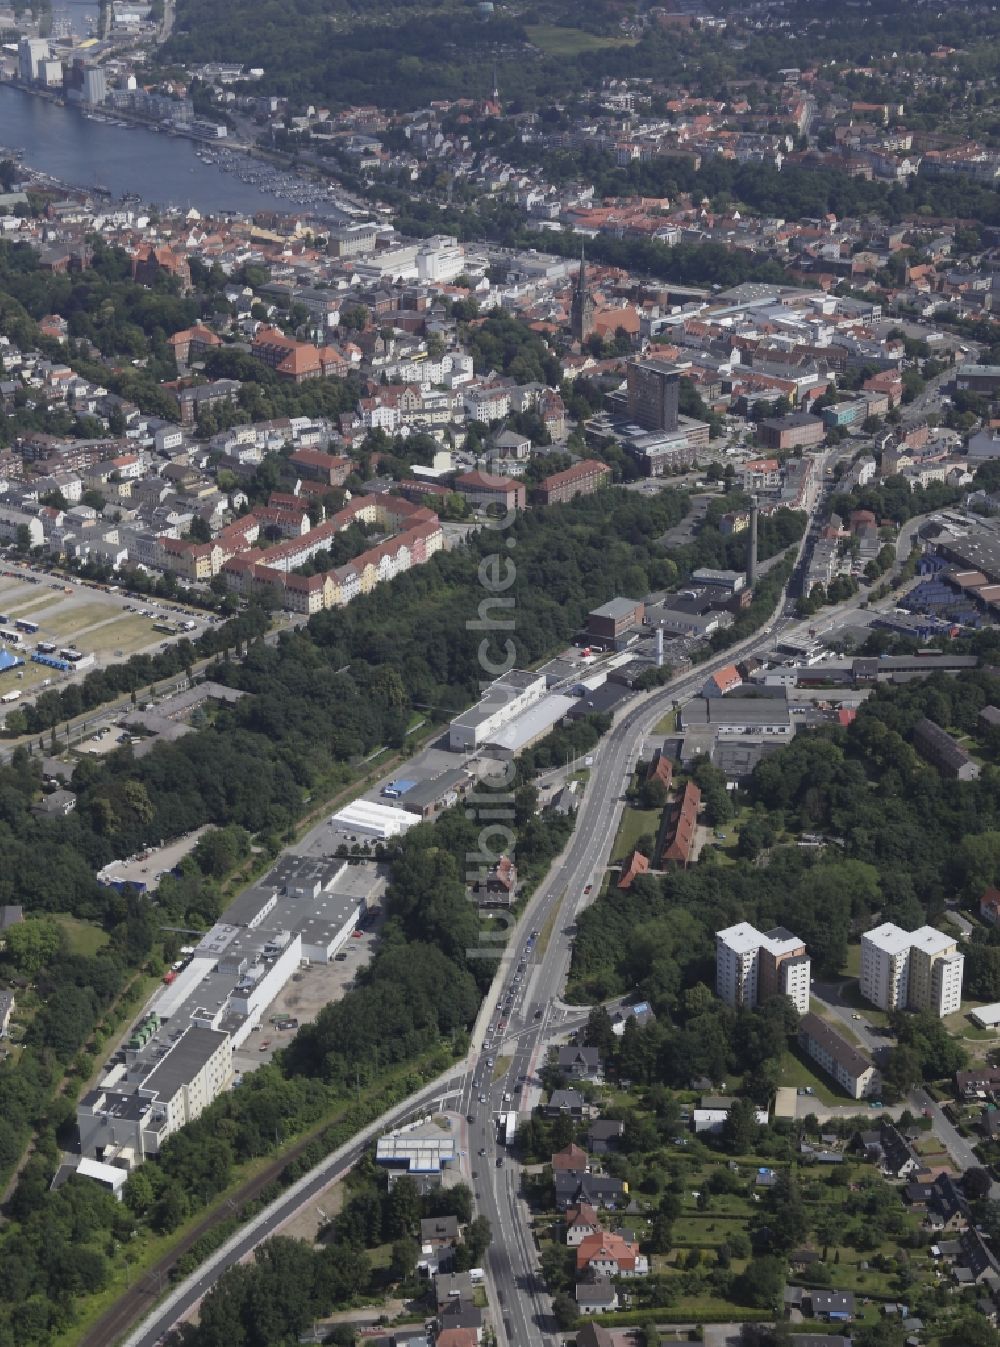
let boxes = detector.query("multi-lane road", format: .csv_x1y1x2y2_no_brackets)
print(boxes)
447,456,953,1345
119,474,883,1347
116,563,816,1347
450,589,829,1345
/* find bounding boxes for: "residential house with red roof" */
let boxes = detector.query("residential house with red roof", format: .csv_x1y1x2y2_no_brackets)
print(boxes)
552,1144,590,1173
289,448,352,487
453,470,526,513
645,752,673,793
477,855,517,907
251,326,344,383
131,243,192,292
168,325,222,368
980,887,1000,926
575,1231,649,1278
617,849,650,891
565,1203,601,1247
659,780,701,867
703,663,742,698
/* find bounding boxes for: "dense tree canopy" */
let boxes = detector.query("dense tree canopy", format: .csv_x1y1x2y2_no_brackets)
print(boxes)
570,666,1000,1091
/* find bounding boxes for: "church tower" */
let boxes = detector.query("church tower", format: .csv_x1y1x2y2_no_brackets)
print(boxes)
570,246,595,343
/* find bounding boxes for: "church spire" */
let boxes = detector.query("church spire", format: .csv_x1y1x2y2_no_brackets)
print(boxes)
570,243,595,343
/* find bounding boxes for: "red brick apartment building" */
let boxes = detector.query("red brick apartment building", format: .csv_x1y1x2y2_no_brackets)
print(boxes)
535,458,611,505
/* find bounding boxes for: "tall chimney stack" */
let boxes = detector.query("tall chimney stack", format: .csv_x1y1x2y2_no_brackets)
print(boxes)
747,497,759,588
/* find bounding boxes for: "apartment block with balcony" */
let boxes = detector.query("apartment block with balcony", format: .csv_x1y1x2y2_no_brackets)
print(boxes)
860,922,912,1011
716,922,810,1014
715,922,761,1009
860,923,963,1018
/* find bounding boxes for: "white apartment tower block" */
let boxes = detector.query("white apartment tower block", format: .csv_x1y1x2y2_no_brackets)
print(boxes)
716,923,760,1009
716,922,811,1015
860,923,964,1018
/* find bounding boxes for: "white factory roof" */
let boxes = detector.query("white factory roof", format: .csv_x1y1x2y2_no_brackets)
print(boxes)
331,799,421,838
971,1003,1000,1028
148,954,215,1020
484,693,576,753
376,1120,457,1174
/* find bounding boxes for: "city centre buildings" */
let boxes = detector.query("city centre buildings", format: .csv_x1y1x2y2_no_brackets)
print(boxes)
625,357,680,433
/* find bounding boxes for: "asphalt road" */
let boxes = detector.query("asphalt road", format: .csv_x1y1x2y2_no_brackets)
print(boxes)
944,904,973,939
810,982,983,1175
457,460,978,1345
811,982,886,1057
119,480,863,1347
118,554,818,1347
118,1068,467,1347
900,366,959,424
910,1087,981,1173
454,540,845,1345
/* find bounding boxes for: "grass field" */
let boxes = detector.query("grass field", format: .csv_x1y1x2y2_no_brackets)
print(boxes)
943,1002,997,1042
612,803,662,862
841,943,861,978
492,1054,512,1082
525,23,636,55
673,1214,749,1246
775,1046,841,1106
94,615,159,658
0,658,68,699
707,803,752,859
534,901,561,961
43,603,121,637
52,914,109,957
0,592,64,618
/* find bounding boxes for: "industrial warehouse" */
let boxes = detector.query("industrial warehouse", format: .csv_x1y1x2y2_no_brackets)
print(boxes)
76,853,381,1173
72,562,744,1182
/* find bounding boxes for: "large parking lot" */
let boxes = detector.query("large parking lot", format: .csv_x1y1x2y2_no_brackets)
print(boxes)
231,921,381,1074
0,560,214,709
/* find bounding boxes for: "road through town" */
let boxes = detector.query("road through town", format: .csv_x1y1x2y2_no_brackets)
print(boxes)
118,479,871,1347
460,602,817,1346
116,568,819,1347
